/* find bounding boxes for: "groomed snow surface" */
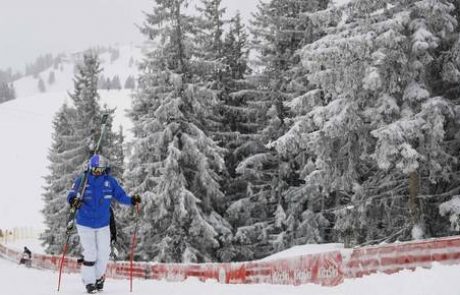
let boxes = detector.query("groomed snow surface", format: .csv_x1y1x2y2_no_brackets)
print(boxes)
1,238,459,295
0,253,458,295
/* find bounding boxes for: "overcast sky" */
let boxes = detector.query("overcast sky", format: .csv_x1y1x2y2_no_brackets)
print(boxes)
0,0,261,71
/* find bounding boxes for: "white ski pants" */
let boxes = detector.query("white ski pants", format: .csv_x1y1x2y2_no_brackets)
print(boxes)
76,225,110,285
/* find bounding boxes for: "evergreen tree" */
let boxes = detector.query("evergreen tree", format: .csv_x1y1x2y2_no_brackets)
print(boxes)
0,68,21,82
66,53,103,164
98,74,107,90
124,75,136,89
40,104,78,254
126,0,231,263
48,71,56,85
229,0,330,257
111,75,122,90
38,77,46,93
40,53,125,256
369,0,459,240
194,0,229,138
0,82,15,103
26,54,54,77
215,13,272,261
272,0,408,247
272,0,460,246
106,77,112,90
110,48,120,63
195,0,226,65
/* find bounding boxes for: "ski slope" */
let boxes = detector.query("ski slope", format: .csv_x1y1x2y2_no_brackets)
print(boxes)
0,44,140,230
0,254,459,295
0,89,133,229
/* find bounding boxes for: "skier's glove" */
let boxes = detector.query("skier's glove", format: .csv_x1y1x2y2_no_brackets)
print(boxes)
131,194,141,205
70,197,82,209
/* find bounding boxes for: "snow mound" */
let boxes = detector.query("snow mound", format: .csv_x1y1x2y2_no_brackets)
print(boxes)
262,243,344,261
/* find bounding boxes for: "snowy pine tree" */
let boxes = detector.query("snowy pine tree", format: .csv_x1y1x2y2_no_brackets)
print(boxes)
38,76,46,93
126,0,231,263
40,104,78,254
48,71,56,85
111,75,122,90
215,13,274,261
124,75,136,89
40,52,125,256
369,0,459,240
269,0,460,246
228,0,330,257
98,74,107,90
0,82,15,103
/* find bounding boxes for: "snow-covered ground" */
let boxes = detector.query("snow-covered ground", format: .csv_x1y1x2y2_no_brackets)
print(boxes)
333,0,353,7
0,253,459,295
261,243,344,261
2,237,459,294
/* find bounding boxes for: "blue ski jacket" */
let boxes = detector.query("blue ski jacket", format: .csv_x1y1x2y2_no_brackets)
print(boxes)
67,173,133,229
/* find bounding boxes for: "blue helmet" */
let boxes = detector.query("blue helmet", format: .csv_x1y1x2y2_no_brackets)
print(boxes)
88,154,109,175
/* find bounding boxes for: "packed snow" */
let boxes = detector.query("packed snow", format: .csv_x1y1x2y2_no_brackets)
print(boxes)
0,253,459,295
332,0,353,7
262,243,344,261
2,236,459,294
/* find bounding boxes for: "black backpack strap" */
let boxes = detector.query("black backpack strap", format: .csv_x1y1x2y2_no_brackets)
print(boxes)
109,206,117,243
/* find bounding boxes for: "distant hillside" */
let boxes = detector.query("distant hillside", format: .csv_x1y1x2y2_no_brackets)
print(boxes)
13,44,143,98
0,44,145,228
0,89,134,228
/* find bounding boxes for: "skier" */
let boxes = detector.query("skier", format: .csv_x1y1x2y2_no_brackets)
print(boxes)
67,154,141,294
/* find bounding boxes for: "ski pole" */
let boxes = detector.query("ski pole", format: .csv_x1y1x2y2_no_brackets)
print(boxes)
129,203,141,292
57,236,70,292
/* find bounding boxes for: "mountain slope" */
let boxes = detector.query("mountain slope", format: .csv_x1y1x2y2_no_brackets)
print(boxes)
13,44,142,98
0,89,133,229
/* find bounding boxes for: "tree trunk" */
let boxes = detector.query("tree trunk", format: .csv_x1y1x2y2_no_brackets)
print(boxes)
408,171,423,238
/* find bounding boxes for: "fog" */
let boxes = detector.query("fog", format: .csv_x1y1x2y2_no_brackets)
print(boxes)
0,0,260,71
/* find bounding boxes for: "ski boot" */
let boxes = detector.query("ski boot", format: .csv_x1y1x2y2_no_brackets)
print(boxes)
86,283,97,294
96,276,105,291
